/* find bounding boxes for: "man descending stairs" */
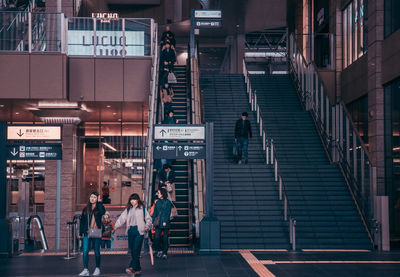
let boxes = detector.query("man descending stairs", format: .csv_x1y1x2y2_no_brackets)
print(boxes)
201,74,290,249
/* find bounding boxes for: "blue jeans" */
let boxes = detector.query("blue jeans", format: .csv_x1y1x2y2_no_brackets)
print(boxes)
236,138,249,160
128,226,144,271
82,236,101,269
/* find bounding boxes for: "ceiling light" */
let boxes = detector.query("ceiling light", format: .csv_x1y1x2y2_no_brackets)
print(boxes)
38,101,79,108
113,112,117,115
103,142,117,152
15,112,19,115
0,104,4,107
40,116,81,124
106,105,111,108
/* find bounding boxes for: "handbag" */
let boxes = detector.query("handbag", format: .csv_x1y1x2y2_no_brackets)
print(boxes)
168,72,177,84
87,214,102,238
170,202,178,220
153,214,161,227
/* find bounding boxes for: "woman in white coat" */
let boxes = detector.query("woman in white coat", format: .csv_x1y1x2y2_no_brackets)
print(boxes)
115,193,152,275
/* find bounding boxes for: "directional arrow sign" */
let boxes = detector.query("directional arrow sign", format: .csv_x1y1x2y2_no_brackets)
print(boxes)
17,129,24,137
154,125,205,140
7,143,62,160
7,125,61,140
153,142,206,159
10,148,18,156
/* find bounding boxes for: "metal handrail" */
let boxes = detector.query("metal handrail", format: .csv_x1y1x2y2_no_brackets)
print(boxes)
243,60,296,250
26,215,48,250
287,33,376,246
144,20,159,209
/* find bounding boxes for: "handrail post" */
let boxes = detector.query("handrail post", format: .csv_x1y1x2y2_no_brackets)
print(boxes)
279,176,282,200
266,140,269,165
64,223,73,259
259,117,262,136
274,158,278,182
263,131,266,150
28,12,32,53
271,139,274,164
292,219,296,250
284,195,287,221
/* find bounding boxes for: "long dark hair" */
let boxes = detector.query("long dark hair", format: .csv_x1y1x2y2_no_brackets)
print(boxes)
83,191,99,215
158,188,168,200
126,193,144,211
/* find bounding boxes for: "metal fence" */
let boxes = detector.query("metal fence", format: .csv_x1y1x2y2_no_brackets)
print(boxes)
0,12,154,57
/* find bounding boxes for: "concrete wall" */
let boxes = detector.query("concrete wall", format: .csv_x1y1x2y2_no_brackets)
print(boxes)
0,53,67,99
244,0,287,32
68,57,152,102
382,29,400,85
341,55,368,104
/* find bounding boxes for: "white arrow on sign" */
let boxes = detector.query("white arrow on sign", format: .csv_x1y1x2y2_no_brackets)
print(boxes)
178,146,183,151
156,146,161,150
10,148,18,156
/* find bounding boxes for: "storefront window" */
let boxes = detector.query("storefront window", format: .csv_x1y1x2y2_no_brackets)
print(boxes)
384,77,400,248
384,0,400,37
343,0,367,68
347,96,369,146
78,122,147,206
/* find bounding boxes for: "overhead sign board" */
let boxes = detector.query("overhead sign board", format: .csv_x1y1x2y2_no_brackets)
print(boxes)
193,10,222,29
7,125,62,141
194,10,222,19
154,125,205,140
153,143,206,159
7,143,62,160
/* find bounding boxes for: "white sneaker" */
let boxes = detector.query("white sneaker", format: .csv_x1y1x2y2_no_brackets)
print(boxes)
78,269,89,276
93,268,101,276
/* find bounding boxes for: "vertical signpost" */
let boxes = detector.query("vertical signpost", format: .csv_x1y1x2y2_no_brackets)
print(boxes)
153,122,220,252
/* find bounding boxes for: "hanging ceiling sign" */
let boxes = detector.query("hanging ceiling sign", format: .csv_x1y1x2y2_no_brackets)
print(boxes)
193,10,222,29
154,125,205,140
153,142,206,159
7,125,62,141
194,10,222,19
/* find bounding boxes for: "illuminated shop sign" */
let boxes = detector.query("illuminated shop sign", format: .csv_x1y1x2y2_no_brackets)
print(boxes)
91,13,119,23
68,30,145,56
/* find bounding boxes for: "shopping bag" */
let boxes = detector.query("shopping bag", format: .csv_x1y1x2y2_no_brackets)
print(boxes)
168,72,177,84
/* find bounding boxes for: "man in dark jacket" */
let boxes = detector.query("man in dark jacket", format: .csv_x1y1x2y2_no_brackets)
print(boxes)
234,112,252,164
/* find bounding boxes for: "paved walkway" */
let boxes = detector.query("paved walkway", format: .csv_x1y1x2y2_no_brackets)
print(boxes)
1,250,400,276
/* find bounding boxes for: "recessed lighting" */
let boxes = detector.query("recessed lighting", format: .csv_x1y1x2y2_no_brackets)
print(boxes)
106,105,111,108
0,104,4,108
15,112,19,115
113,112,117,115
118,118,122,121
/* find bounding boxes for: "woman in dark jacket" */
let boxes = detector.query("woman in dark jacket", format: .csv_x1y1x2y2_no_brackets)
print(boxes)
78,192,106,276
152,188,172,259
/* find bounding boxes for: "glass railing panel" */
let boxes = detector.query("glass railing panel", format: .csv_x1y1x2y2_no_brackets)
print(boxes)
124,19,151,57
68,17,95,56
31,13,62,52
0,12,26,51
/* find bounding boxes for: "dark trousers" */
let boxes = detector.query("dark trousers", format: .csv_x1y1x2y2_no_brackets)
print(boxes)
82,236,101,269
101,240,111,249
128,226,144,271
236,138,249,160
154,227,169,255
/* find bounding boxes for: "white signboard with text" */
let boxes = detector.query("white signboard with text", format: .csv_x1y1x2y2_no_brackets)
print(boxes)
7,126,62,140
68,30,145,56
154,125,205,140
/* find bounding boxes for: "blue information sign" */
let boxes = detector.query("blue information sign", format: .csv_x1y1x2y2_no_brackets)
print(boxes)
7,143,62,160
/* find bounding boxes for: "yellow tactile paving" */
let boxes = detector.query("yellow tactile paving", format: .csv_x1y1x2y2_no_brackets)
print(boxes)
239,250,276,277
261,260,400,264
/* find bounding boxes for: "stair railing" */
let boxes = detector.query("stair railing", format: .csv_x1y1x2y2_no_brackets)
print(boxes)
243,60,297,250
287,33,376,247
188,41,206,240
144,20,159,209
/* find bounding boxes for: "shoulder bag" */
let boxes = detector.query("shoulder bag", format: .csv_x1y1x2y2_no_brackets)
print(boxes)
87,214,102,239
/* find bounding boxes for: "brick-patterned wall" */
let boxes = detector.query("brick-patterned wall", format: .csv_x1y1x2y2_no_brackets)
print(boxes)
45,0,74,17
44,125,76,250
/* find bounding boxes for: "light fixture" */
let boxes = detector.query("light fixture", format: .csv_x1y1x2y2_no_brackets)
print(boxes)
113,112,117,115
15,112,19,115
106,105,111,108
40,116,81,124
0,104,4,108
38,101,79,108
103,142,117,152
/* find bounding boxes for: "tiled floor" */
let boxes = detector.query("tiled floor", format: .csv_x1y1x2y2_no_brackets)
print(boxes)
1,251,400,276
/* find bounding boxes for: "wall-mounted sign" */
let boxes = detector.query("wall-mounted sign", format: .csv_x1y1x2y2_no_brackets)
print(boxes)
68,30,145,56
153,143,206,159
7,125,61,141
91,13,119,23
154,125,205,140
7,144,62,160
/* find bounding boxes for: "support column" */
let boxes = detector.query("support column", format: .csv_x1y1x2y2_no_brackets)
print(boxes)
44,124,77,250
335,1,343,102
0,122,9,256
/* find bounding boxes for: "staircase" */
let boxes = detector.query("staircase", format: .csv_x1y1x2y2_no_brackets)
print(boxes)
169,65,190,247
249,74,372,249
201,74,290,249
